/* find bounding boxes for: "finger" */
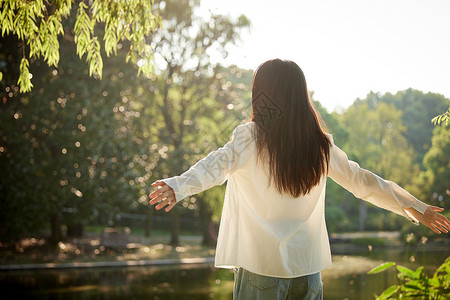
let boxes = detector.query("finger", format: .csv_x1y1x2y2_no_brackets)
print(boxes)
149,194,165,205
440,214,450,224
149,190,159,200
154,199,168,210
430,206,444,212
433,213,450,228
149,190,171,205
439,225,448,233
149,188,169,201
438,217,450,230
156,198,173,210
149,188,165,201
149,185,170,199
429,223,441,234
165,201,177,212
151,180,166,187
435,221,449,233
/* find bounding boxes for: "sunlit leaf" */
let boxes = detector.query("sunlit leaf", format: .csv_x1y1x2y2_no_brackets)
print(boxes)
377,285,399,299
4,0,160,93
368,262,396,274
403,282,423,292
396,265,417,279
17,57,33,93
414,266,424,277
432,107,450,126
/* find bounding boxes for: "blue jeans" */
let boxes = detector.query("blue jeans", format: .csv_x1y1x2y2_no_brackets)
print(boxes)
233,268,323,300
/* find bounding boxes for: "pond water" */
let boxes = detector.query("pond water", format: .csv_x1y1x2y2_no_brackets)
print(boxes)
1,248,448,300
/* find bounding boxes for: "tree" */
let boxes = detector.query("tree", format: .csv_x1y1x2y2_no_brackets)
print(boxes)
361,89,449,165
137,0,249,245
196,185,226,246
311,95,352,233
413,125,450,211
422,126,450,205
339,100,417,231
0,0,251,244
312,94,349,145
0,0,161,93
0,20,156,242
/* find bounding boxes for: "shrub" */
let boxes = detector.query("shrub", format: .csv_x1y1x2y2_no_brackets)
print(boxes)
368,256,450,299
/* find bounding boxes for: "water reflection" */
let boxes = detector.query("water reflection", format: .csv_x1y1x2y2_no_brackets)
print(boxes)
322,248,449,300
1,250,448,299
1,264,234,299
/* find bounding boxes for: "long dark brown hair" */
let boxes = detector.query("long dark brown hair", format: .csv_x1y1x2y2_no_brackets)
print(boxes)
251,59,330,197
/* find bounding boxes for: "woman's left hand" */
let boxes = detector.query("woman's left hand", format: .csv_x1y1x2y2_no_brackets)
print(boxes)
149,181,177,212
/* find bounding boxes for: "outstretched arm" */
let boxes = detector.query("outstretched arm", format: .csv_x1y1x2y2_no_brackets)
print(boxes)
328,138,449,233
405,206,450,234
148,123,254,212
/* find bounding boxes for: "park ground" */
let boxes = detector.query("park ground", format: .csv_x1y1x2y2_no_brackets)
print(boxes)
0,227,448,271
0,228,215,268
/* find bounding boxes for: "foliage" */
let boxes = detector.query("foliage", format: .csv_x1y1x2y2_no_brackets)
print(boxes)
198,185,226,223
341,100,416,185
324,203,347,233
138,0,250,244
0,23,157,241
399,136,448,251
0,0,251,244
432,107,449,126
367,89,449,165
323,89,449,232
408,125,450,218
312,96,349,145
0,0,161,92
311,96,354,233
368,257,450,299
420,125,450,208
1,0,449,245
333,99,417,231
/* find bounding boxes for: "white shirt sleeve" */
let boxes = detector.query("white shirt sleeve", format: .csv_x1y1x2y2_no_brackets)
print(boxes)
161,123,253,202
327,136,429,225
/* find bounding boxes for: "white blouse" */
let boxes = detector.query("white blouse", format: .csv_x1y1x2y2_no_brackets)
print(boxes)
161,122,428,278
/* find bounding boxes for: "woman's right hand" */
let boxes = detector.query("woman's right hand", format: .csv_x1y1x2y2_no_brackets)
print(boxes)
405,206,450,234
149,181,177,212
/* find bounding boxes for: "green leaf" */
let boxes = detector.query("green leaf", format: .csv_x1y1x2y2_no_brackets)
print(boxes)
436,257,450,273
403,282,423,292
414,266,424,277
17,57,33,93
368,262,396,274
432,107,450,126
377,285,399,299
428,277,440,287
74,2,93,58
396,265,417,279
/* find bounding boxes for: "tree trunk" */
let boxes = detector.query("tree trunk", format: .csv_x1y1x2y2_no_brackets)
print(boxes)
145,205,153,237
49,212,63,244
170,208,180,245
199,197,217,246
359,202,367,231
67,223,84,238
